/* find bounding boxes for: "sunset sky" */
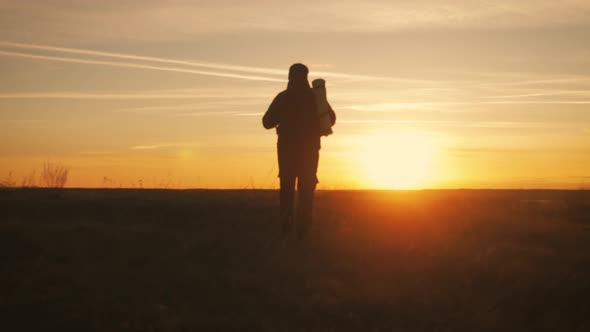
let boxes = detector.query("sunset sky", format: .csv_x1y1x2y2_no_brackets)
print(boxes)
1,1,589,189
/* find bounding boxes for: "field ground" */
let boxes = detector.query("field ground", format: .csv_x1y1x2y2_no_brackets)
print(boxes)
1,188,590,331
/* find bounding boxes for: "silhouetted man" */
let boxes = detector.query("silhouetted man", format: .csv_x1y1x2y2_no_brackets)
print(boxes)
263,63,336,239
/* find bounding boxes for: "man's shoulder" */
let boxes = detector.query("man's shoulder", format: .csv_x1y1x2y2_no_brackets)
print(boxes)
275,90,288,99
270,90,290,106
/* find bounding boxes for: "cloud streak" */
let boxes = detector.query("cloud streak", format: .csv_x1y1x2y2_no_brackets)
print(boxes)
341,100,590,113
131,143,194,150
6,1,590,39
485,90,590,99
342,102,439,112
0,92,266,100
0,41,285,76
0,41,388,82
0,49,283,82
338,119,574,129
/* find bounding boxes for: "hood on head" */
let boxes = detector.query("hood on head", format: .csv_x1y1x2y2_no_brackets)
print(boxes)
287,63,310,90
288,63,308,79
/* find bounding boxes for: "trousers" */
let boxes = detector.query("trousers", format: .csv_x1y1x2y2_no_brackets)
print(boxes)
280,176,317,231
277,144,319,235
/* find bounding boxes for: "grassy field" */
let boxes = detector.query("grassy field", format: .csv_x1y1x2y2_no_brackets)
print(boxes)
1,188,590,331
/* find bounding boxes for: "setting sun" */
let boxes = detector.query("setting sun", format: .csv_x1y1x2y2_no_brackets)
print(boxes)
358,131,437,189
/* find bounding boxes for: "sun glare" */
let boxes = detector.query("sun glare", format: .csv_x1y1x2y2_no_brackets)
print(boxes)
357,131,437,189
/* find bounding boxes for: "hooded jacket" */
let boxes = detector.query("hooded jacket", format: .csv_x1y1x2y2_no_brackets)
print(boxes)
263,64,336,179
262,70,322,150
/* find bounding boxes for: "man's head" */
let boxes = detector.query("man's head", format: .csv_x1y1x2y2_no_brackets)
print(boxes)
287,63,310,90
288,63,309,81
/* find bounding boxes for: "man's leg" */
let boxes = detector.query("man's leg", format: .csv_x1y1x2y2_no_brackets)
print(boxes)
296,148,319,239
296,177,316,239
279,176,296,236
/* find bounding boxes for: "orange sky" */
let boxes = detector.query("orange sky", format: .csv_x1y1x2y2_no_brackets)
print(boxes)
1,1,589,189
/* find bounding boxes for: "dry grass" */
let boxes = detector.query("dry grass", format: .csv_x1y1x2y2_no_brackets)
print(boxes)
0,171,16,188
40,162,69,188
20,170,37,188
1,189,589,331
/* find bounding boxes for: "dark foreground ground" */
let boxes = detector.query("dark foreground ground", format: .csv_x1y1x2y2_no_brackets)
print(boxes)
1,188,590,331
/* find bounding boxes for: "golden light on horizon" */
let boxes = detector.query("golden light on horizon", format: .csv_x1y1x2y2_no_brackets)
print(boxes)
178,149,194,161
357,131,437,189
2,1,590,189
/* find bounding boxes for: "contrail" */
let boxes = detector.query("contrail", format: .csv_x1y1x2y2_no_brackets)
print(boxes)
0,92,264,100
119,99,265,112
0,41,388,81
341,100,590,111
0,41,285,76
132,143,180,150
472,100,590,105
0,50,283,82
0,92,265,100
338,119,567,128
480,77,590,87
485,90,590,99
6,41,588,88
